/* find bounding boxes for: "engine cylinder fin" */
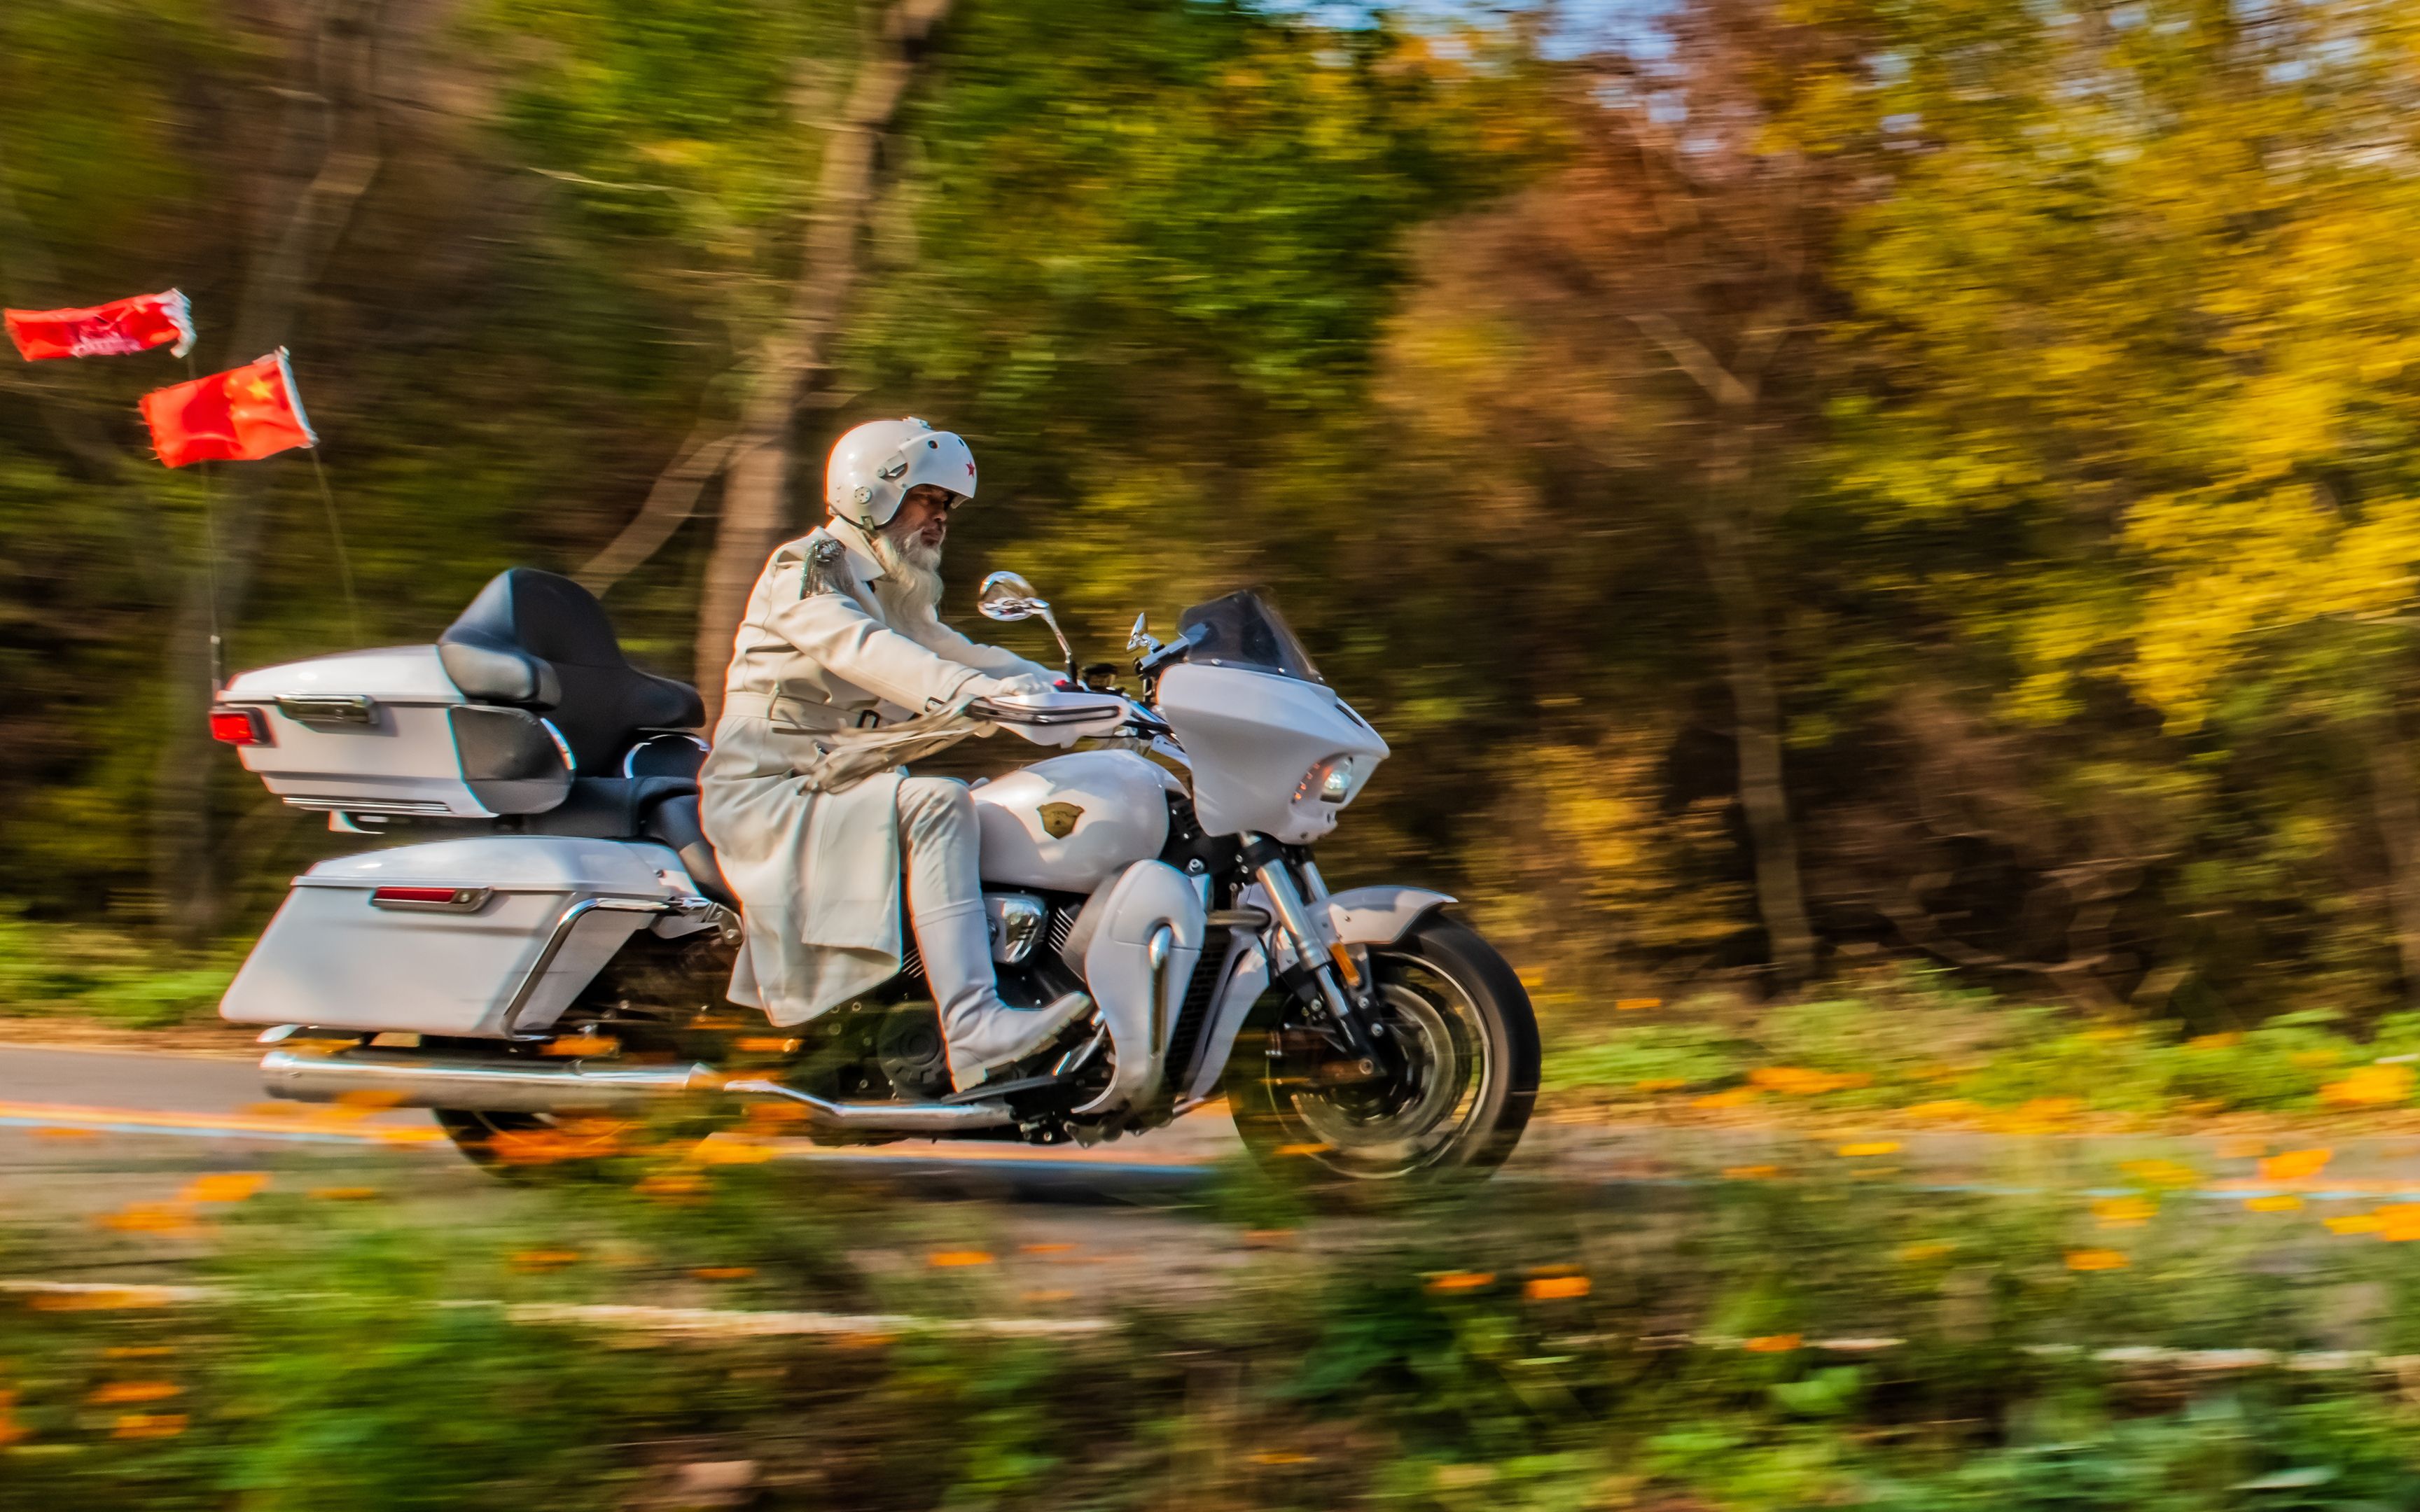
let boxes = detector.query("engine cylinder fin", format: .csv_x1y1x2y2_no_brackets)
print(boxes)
1045,902,1080,958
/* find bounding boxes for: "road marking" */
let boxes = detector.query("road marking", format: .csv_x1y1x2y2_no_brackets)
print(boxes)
0,1279,1109,1337
0,1100,442,1146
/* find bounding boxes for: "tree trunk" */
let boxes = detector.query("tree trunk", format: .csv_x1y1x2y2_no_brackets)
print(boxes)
2368,706,2420,1004
150,0,387,939
686,0,956,717
1693,498,1816,984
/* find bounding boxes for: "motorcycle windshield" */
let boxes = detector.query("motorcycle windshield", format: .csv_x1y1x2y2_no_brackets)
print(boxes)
1176,589,1324,685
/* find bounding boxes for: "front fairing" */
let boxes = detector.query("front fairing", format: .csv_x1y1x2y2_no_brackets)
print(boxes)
1153,662,1388,844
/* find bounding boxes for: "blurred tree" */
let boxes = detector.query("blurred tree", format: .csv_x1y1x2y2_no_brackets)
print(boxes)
1375,6,1856,984
1783,0,2420,1011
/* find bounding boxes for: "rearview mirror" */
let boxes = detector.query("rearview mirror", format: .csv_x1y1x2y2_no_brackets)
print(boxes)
977,570,1076,682
978,571,1043,622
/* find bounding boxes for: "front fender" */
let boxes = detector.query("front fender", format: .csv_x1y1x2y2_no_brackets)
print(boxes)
1175,884,1455,1106
1321,885,1455,946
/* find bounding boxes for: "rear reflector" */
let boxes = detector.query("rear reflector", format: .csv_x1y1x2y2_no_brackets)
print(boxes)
370,886,492,912
208,706,269,746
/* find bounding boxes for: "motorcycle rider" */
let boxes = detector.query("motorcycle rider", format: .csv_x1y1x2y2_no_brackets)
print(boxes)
700,418,1092,1091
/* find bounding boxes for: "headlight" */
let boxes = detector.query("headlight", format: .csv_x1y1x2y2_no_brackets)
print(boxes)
1298,755,1356,805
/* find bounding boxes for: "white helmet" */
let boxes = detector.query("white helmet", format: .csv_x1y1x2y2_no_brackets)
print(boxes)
825,417,979,531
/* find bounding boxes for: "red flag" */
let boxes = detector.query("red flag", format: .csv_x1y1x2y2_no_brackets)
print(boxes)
5,289,194,360
139,349,318,468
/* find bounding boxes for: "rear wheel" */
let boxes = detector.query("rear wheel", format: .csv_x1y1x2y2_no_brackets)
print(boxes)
1225,916,1539,1182
433,1107,721,1180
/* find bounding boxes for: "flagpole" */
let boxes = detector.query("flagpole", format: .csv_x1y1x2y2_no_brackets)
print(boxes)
186,352,226,694
305,447,363,650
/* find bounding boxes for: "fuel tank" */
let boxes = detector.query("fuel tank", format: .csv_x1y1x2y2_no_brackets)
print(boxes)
973,750,1182,892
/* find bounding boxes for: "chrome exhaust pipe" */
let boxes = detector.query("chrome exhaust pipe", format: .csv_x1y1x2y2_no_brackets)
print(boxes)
258,1048,1015,1130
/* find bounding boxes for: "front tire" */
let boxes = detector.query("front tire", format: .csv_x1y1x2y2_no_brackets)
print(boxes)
1225,916,1539,1181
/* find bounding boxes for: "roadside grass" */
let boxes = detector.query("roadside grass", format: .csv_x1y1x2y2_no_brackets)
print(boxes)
0,906,237,1030
9,1141,2420,1506
1548,967,2420,1124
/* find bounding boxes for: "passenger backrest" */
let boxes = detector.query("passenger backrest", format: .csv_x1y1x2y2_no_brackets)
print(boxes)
438,569,705,775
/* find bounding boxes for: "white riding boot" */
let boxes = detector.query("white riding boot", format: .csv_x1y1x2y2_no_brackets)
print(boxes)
915,897,1090,1091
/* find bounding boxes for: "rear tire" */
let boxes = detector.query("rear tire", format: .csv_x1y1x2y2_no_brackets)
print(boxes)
1225,916,1539,1182
432,1107,721,1181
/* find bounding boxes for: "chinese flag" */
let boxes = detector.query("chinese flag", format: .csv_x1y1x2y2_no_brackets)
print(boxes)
5,289,194,360
139,349,318,468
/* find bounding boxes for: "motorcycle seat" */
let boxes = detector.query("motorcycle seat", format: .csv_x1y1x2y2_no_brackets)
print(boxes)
512,776,736,909
437,568,705,776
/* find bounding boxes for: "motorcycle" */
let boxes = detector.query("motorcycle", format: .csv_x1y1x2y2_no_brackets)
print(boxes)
209,565,1539,1180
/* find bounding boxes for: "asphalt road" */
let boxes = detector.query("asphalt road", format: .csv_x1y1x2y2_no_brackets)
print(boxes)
12,1040,2420,1222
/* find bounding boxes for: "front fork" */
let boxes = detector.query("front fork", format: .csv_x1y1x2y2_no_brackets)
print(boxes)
1242,834,1395,1078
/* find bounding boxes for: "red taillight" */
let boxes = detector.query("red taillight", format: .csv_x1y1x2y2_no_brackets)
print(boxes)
370,886,491,912
208,706,268,746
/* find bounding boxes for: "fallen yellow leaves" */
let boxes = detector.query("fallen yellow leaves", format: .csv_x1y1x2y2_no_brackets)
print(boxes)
1722,1164,1781,1181
2322,1063,2414,1107
2093,1196,2155,1229
1751,1067,1871,1096
690,1136,778,1166
1743,1334,1802,1353
97,1204,199,1237
1692,1088,1759,1110
927,1250,994,1268
1426,1271,1496,1293
111,1413,186,1440
25,1289,172,1312
88,1381,180,1406
1524,1275,1589,1301
1837,1141,1902,1158
691,1267,756,1282
510,1250,583,1273
0,1390,23,1448
2246,1194,2303,1212
2066,1249,2129,1272
540,1034,619,1058
2259,1148,2332,1183
1898,1242,1954,1263
1614,997,1662,1011
1251,1450,1319,1466
181,1172,267,1205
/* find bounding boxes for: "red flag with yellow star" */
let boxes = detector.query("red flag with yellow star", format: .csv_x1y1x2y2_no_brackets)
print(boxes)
139,349,317,468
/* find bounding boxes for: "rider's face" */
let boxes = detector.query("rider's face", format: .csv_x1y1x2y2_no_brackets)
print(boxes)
890,486,958,552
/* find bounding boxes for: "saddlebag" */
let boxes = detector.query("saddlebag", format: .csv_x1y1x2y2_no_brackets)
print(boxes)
213,645,572,820
221,835,709,1037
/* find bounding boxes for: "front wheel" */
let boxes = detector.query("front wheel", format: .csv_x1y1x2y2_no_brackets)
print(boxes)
1225,916,1540,1181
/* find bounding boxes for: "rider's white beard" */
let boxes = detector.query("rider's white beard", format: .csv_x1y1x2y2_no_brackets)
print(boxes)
870,527,945,622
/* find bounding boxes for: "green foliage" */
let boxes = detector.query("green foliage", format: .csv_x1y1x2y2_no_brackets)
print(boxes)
1552,970,2420,1116
8,1149,2420,1505
0,906,232,1027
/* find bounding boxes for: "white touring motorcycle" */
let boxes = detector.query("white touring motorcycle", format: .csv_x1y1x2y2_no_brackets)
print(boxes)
211,568,1538,1180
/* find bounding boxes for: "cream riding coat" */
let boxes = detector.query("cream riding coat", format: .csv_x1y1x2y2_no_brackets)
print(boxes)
699,518,1051,1024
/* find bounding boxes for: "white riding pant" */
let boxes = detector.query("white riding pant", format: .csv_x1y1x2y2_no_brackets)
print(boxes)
896,776,985,946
